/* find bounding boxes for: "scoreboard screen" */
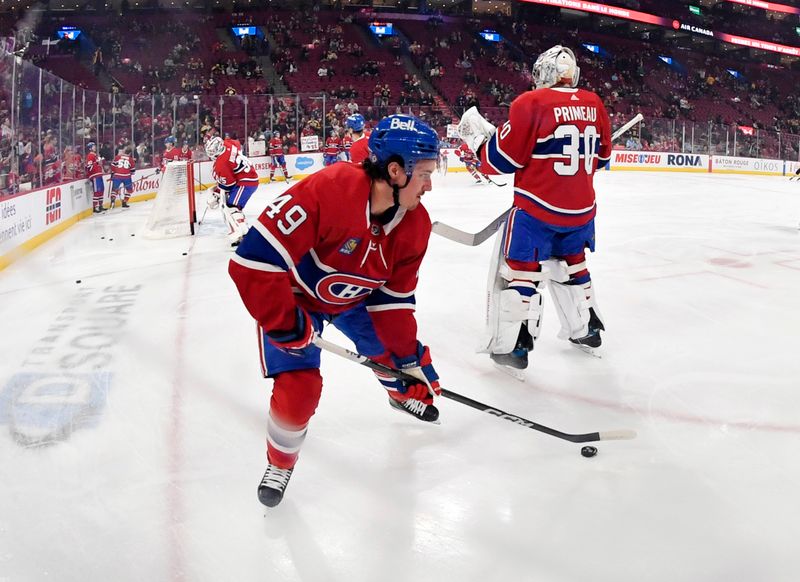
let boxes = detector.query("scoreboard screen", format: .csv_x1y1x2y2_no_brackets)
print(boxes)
57,26,82,40
369,22,394,36
232,26,257,37
480,30,501,42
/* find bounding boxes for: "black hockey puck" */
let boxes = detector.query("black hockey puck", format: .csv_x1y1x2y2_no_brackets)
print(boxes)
100,236,105,239
182,252,188,256
581,446,598,458
130,234,135,237
109,238,114,241
75,280,81,284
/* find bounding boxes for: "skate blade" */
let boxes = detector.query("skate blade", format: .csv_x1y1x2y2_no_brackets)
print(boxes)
492,361,526,381
570,343,602,358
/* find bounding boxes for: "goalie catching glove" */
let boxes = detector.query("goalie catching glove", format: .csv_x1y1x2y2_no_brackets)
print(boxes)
207,186,221,210
373,342,441,403
266,306,315,356
457,106,497,154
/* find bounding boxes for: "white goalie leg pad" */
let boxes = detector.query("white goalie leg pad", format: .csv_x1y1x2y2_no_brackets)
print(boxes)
544,258,588,284
481,231,546,353
221,205,249,244
492,290,543,354
548,280,604,340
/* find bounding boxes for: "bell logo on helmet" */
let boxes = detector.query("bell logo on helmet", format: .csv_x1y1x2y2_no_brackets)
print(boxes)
390,117,416,131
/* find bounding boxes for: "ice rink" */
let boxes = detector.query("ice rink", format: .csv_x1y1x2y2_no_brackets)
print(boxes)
1,169,799,582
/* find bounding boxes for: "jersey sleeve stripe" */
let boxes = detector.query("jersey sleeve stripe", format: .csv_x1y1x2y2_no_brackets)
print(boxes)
366,303,416,312
230,253,286,273
485,133,523,174
377,286,416,298
251,220,295,268
366,287,417,308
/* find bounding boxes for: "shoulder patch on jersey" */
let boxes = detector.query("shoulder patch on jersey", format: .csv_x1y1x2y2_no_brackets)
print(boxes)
338,238,361,255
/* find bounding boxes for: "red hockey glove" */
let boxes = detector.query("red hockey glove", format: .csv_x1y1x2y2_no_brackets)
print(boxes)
266,307,315,356
374,342,441,403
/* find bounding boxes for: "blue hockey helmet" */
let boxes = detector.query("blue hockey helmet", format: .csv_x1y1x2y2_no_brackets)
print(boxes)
368,114,439,177
345,113,365,132
86,141,96,151
164,136,177,146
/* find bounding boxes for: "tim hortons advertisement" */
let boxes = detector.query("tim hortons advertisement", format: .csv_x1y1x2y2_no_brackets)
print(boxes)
711,156,784,175
610,150,710,172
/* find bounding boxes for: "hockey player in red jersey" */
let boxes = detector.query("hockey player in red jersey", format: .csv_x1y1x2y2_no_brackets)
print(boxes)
268,131,290,182
458,45,612,370
322,131,342,166
228,114,442,507
110,146,135,208
347,113,370,164
161,136,181,171
178,141,193,162
455,142,484,183
206,135,260,245
85,142,105,213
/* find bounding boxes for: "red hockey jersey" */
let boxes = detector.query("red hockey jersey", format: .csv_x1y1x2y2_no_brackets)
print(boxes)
212,139,259,191
349,133,370,164
269,138,284,156
455,143,476,162
85,152,103,179
228,162,431,357
111,154,135,179
162,147,182,169
479,87,611,227
323,136,341,157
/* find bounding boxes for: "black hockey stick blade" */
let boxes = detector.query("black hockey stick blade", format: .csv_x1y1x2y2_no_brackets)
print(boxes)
431,208,511,246
313,336,636,444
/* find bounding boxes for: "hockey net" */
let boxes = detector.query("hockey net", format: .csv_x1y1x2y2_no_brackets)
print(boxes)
142,160,196,238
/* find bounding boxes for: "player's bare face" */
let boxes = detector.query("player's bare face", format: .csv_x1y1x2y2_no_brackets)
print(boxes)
399,160,436,210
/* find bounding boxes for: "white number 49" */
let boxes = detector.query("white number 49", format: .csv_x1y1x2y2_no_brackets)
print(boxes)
264,193,307,235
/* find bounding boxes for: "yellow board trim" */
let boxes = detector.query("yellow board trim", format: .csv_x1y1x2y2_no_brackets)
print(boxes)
0,208,93,271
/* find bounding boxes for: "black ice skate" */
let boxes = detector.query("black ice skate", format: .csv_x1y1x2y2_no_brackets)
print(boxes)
258,464,294,507
388,395,440,424
569,308,605,349
121,200,130,208
490,324,533,370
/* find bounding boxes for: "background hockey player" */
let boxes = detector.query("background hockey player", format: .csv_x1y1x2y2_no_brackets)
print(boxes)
268,130,290,182
458,45,612,371
347,113,370,164
178,141,193,162
206,135,259,246
455,142,484,183
161,136,181,171
109,145,135,209
85,142,105,213
228,114,442,508
322,130,342,166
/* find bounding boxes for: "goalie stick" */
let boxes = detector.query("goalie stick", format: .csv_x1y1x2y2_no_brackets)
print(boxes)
432,113,645,246
313,336,637,444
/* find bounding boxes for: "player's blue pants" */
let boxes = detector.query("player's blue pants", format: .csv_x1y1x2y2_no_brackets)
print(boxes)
323,154,338,166
225,184,258,209
503,207,595,263
110,177,133,193
90,176,104,193
258,303,384,378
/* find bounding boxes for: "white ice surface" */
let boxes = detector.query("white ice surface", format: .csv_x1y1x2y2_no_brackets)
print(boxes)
1,170,799,582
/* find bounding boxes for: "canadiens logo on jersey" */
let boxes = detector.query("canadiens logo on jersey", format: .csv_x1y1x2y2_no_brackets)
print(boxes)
338,238,361,255
315,273,385,305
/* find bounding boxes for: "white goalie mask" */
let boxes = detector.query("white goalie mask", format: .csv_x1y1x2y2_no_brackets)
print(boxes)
533,45,580,89
205,136,225,160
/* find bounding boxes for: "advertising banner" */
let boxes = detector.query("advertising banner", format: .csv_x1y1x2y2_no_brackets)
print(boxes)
610,150,710,172
711,156,784,175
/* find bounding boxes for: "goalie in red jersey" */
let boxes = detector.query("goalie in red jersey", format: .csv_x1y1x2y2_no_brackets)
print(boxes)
458,45,612,371
228,115,442,508
205,136,260,246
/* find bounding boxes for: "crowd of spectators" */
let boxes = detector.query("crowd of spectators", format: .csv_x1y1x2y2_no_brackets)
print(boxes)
2,3,800,195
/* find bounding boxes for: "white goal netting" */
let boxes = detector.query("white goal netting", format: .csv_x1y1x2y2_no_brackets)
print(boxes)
142,160,195,238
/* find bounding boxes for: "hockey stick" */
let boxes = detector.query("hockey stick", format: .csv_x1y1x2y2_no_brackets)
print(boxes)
432,113,645,246
480,173,507,187
313,336,636,444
